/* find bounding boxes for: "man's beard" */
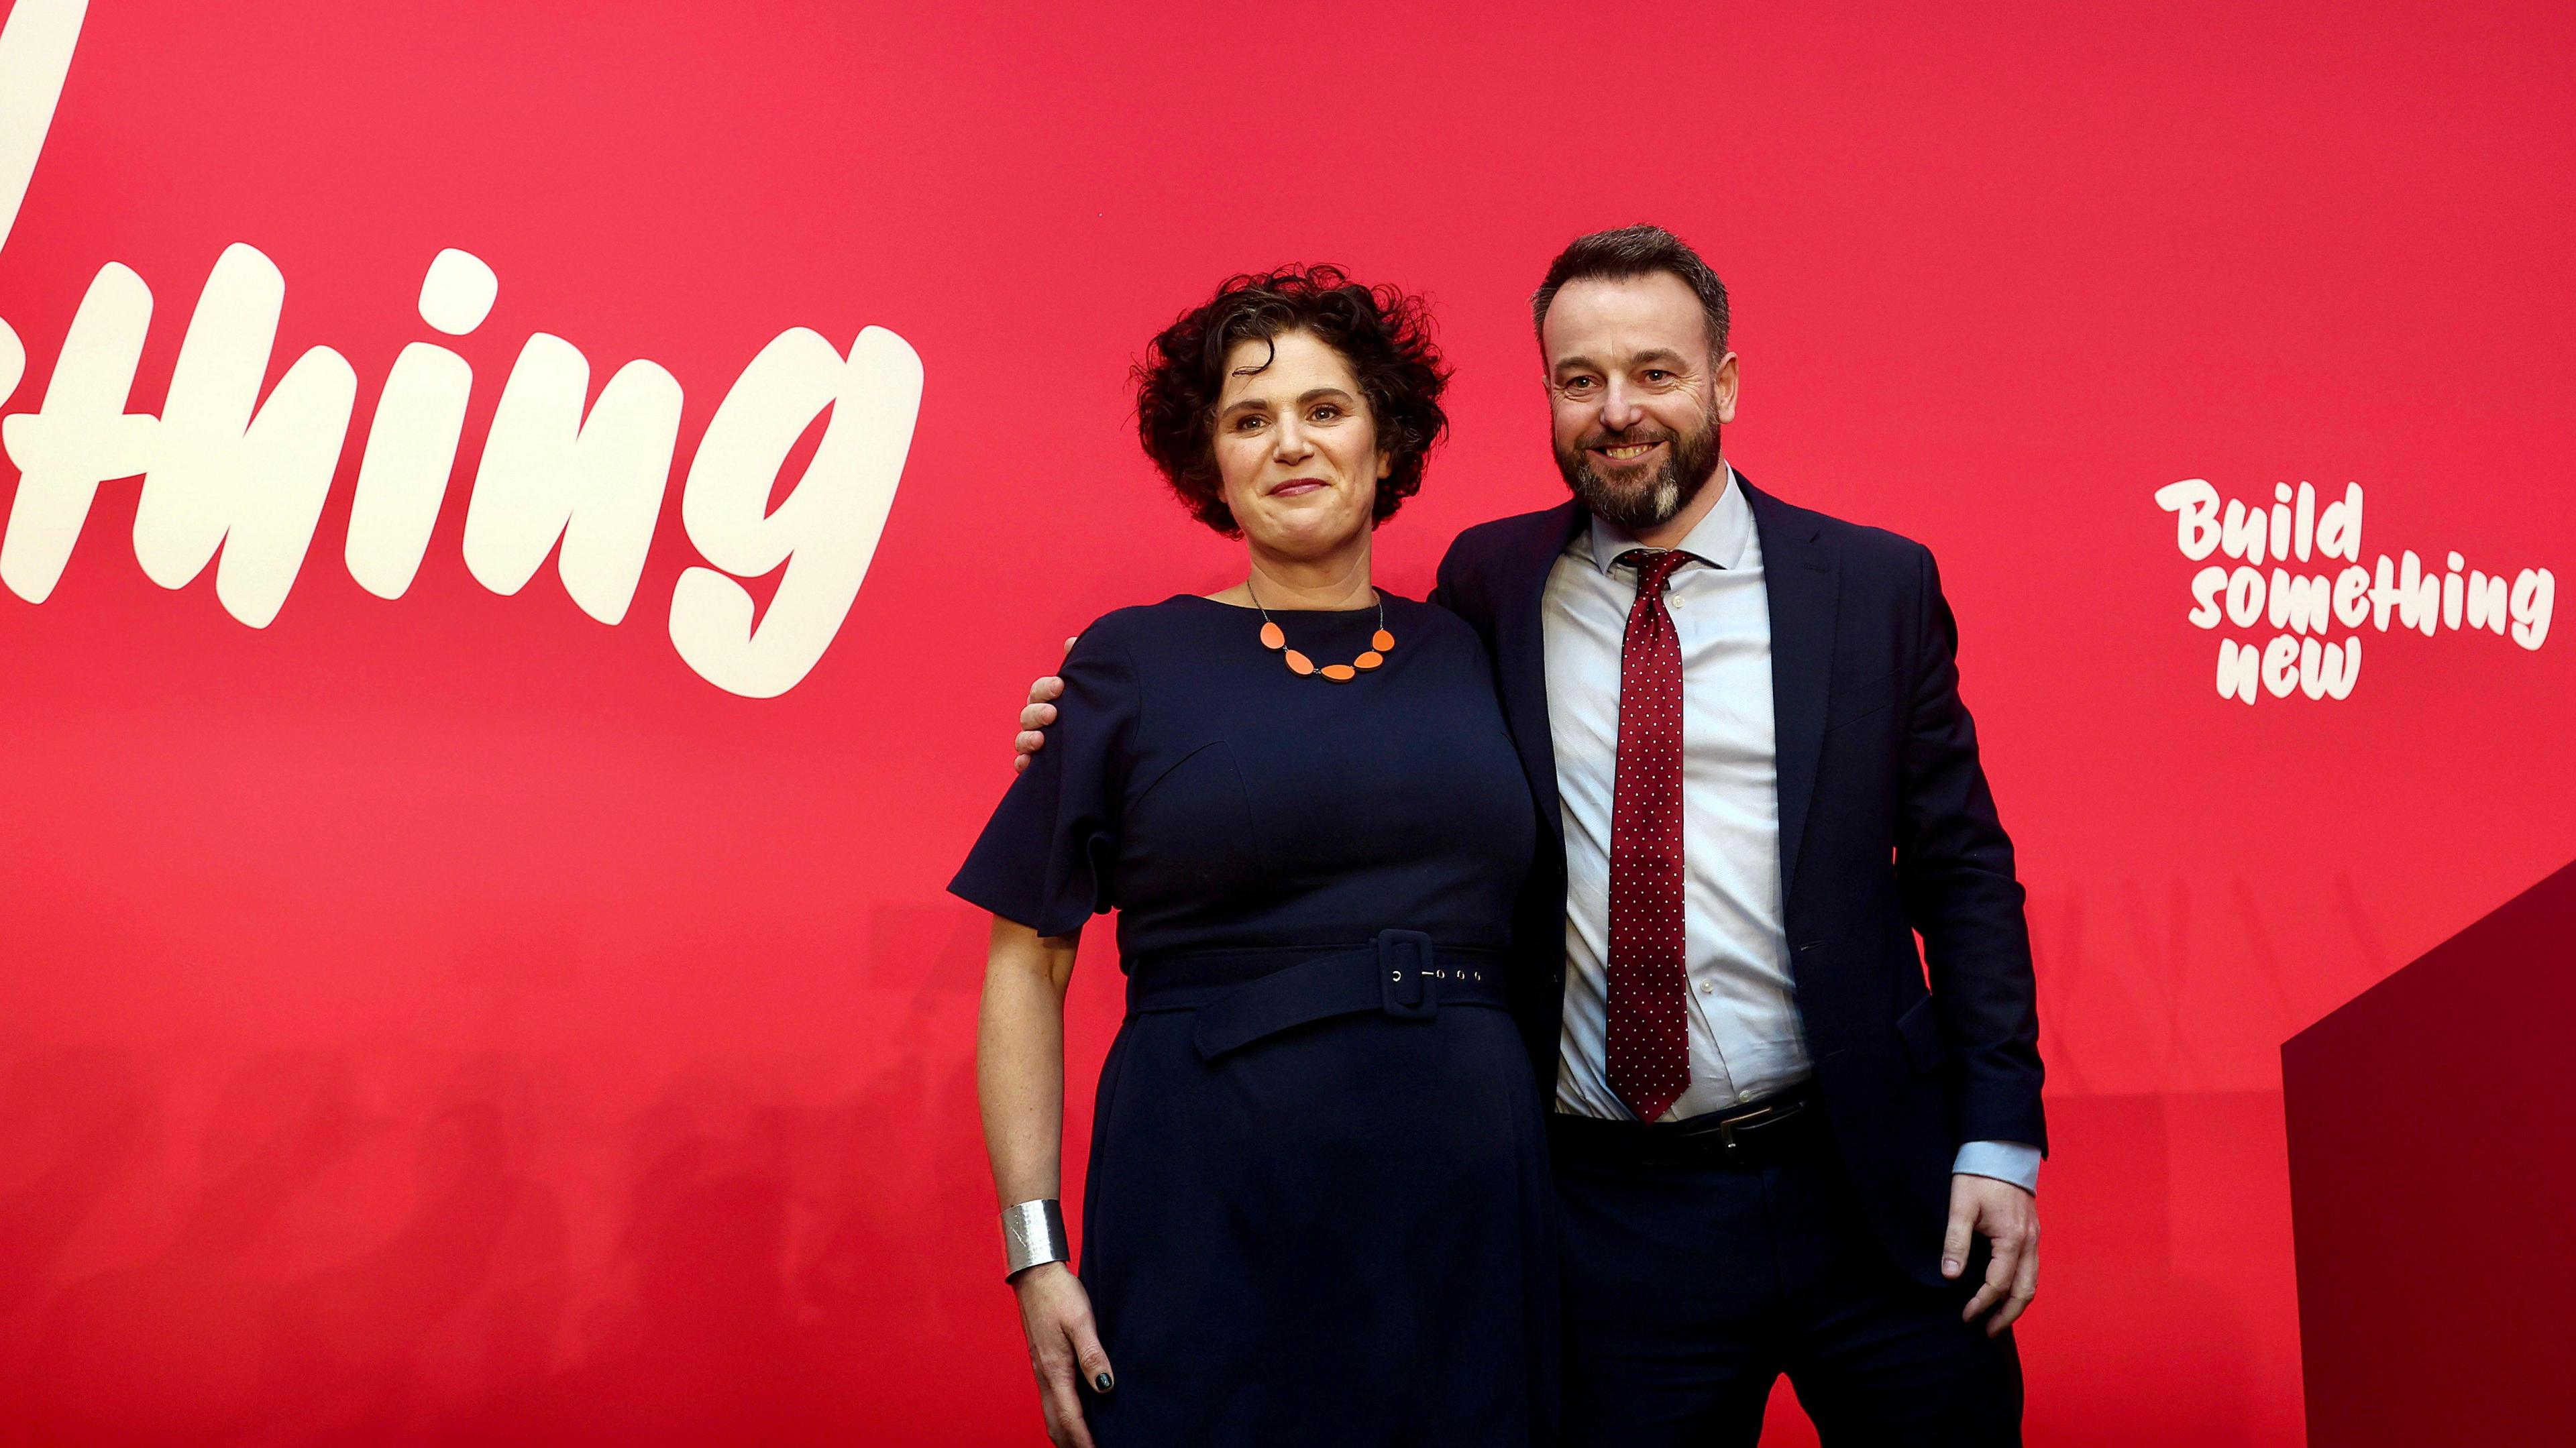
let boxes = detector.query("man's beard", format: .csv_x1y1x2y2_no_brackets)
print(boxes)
1554,414,1723,533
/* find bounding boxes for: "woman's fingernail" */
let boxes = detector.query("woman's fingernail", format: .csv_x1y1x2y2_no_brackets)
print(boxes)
1094,1372,1114,1392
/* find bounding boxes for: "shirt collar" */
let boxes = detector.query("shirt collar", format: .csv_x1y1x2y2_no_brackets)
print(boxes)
1574,461,1753,576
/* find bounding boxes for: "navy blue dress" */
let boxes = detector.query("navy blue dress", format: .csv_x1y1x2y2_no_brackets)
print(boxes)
951,594,1554,1445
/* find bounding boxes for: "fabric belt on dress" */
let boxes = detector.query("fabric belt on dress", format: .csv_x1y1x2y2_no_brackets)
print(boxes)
1547,1081,1823,1170
1125,929,1511,1061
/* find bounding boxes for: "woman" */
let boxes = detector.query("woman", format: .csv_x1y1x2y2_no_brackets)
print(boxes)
950,266,1553,1447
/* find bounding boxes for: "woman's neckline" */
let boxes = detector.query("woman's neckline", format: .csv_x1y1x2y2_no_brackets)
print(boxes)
1180,591,1395,614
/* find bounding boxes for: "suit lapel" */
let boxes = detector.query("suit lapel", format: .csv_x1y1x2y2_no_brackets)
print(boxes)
1743,475,1837,907
1496,501,1588,847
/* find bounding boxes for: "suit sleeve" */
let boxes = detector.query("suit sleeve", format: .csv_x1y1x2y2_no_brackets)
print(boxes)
1896,545,2047,1154
1428,534,1464,613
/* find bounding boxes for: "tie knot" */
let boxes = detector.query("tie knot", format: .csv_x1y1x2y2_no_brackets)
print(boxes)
1615,547,1695,595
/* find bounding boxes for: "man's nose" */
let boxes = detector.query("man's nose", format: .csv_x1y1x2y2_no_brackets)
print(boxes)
1599,380,1644,432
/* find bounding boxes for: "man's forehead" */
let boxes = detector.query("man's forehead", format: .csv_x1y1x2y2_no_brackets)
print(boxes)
1542,274,1709,362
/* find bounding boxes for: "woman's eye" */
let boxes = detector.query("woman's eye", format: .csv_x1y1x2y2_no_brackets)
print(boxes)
1234,414,1265,431
1311,405,1341,421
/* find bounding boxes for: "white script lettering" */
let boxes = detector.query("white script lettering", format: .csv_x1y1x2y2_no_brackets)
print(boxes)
2157,478,2553,705
0,0,918,695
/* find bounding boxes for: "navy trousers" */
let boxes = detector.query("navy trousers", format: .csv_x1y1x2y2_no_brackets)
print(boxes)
1554,1132,2023,1447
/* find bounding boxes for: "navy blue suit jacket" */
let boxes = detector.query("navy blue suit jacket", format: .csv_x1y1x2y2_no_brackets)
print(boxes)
1431,473,2046,1284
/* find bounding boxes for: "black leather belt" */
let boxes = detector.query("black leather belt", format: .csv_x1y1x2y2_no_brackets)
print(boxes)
1548,1082,1823,1170
1126,930,1510,1061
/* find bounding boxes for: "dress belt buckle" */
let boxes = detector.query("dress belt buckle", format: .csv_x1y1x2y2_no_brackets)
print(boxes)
1711,1097,1799,1166
1377,929,1439,1021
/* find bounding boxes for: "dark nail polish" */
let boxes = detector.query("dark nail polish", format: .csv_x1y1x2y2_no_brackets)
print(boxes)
1094,1372,1114,1392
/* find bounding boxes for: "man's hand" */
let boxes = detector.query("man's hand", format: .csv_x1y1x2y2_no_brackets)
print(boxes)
1943,1173,2039,1336
1012,638,1075,774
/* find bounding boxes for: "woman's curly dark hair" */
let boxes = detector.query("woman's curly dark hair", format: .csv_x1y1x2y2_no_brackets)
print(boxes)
1133,264,1450,536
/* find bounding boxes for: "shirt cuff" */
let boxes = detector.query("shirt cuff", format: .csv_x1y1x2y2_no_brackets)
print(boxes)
1951,1140,2041,1194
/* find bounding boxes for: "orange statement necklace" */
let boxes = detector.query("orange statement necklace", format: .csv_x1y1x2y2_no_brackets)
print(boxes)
1246,580,1395,683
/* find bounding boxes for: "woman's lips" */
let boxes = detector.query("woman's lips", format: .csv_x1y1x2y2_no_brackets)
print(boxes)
1269,480,1328,497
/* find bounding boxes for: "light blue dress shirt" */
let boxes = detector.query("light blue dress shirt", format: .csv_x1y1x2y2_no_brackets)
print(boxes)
1541,466,2039,1194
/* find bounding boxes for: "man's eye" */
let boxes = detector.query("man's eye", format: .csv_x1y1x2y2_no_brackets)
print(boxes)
1561,378,1596,393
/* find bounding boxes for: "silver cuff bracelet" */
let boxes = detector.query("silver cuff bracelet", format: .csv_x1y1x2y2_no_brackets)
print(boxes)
1001,1199,1070,1280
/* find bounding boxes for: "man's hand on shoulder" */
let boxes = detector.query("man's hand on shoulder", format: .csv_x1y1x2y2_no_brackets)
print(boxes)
1944,1173,2039,1337
1012,637,1076,774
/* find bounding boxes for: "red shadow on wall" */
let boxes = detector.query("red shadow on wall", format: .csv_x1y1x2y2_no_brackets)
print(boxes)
2283,858,2576,1448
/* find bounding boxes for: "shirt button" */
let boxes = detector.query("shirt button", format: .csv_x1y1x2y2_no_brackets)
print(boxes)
1699,982,1713,994
1739,1090,1756,1102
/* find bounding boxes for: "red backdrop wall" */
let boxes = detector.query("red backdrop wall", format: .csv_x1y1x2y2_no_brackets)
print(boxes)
1,1,2569,1442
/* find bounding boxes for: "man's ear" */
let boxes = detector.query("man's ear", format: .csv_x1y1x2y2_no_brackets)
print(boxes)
1711,351,1741,425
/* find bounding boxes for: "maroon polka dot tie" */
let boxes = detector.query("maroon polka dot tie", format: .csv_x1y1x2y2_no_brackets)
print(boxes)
1606,547,1695,1123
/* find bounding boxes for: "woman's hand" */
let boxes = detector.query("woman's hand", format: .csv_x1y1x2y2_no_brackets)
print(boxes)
1011,1262,1114,1446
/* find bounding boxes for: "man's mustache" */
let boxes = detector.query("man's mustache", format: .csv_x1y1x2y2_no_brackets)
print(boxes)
1576,428,1678,452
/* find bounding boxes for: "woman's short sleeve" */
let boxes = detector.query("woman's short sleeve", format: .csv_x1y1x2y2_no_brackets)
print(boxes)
947,621,1141,937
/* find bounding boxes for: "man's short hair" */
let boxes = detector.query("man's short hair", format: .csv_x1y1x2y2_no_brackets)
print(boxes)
1530,224,1731,361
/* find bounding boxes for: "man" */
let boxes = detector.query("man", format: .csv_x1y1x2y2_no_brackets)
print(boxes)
1017,225,2043,1445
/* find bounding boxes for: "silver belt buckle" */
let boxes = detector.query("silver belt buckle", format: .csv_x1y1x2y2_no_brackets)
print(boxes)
1716,1111,1748,1164
1715,1099,1787,1163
